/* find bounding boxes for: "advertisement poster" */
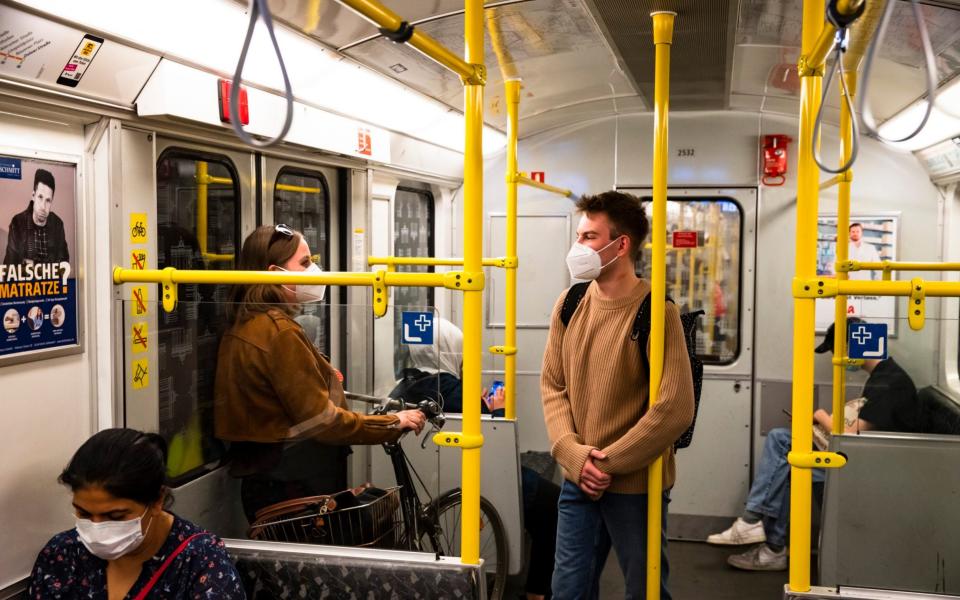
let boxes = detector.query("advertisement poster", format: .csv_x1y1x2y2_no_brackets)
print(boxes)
0,155,80,360
815,214,898,334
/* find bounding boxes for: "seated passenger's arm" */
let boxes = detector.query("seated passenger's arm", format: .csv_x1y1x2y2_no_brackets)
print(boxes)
599,304,695,475
846,418,873,434
269,328,400,444
541,295,593,481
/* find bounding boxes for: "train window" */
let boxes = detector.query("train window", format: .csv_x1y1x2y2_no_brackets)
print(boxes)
393,186,435,376
274,168,331,355
639,198,743,364
154,151,239,484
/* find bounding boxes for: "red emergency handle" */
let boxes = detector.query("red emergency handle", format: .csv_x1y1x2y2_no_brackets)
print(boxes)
761,134,792,186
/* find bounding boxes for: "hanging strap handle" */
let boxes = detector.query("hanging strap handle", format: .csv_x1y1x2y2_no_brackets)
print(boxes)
132,532,207,600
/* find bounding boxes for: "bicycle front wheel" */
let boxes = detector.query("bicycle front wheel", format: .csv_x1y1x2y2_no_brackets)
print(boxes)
420,492,508,600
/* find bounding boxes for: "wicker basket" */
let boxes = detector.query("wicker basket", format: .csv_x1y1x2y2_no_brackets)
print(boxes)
248,485,402,548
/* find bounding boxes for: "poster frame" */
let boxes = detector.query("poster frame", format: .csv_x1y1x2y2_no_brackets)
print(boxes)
0,148,85,366
815,211,901,335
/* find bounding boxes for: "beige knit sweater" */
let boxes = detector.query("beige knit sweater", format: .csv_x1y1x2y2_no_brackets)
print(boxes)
541,278,695,494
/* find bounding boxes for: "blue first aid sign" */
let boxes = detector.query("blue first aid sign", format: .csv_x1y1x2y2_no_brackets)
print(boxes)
401,312,434,345
848,322,888,360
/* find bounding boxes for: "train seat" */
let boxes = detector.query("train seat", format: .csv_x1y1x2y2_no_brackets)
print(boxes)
819,431,960,593
227,539,486,599
917,386,960,435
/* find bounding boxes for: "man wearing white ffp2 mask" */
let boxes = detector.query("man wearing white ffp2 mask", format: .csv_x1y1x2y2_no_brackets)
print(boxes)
542,191,695,600
565,236,625,281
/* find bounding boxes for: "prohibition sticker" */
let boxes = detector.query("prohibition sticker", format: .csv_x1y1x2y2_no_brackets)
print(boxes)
130,213,147,244
131,359,149,389
131,249,147,270
131,286,148,317
131,322,148,353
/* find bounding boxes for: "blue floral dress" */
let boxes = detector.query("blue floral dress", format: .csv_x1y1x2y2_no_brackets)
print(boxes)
28,514,245,599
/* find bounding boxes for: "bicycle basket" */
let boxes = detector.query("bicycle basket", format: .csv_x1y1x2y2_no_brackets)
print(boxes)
248,485,402,548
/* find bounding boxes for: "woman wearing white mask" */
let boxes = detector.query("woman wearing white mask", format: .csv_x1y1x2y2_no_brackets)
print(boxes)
28,428,244,599
214,224,425,522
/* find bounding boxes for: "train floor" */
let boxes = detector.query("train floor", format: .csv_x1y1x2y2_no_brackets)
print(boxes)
506,540,797,599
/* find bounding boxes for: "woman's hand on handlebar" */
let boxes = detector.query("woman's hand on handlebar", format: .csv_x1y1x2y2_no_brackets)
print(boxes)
395,409,426,434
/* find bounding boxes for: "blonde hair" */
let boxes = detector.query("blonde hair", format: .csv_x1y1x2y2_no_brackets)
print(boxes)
227,225,302,324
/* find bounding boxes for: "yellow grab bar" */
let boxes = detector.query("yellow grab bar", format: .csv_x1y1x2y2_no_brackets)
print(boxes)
790,0,826,591
841,260,960,272
367,256,514,268
647,11,675,600
338,0,484,84
275,183,323,194
514,174,573,198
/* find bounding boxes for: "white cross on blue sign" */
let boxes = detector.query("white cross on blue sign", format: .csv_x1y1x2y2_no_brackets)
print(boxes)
847,322,887,360
401,312,434,345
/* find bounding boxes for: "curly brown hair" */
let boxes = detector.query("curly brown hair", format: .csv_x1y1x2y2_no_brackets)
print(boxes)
575,191,649,261
227,225,303,324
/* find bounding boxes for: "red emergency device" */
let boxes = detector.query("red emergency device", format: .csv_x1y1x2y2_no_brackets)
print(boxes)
761,134,792,186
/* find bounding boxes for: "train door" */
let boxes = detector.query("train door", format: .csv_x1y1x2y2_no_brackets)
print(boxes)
117,132,253,536
625,187,758,538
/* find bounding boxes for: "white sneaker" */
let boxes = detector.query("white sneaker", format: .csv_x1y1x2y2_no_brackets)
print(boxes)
706,517,766,545
727,544,788,571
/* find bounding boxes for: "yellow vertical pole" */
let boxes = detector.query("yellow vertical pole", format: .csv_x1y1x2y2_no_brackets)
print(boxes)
648,11,675,600
832,71,856,433
790,0,825,591
460,0,484,566
504,78,521,420
688,210,697,308
705,203,720,350
196,161,209,256
673,206,684,299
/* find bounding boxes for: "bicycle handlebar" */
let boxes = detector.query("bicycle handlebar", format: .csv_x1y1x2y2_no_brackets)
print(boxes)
344,391,445,428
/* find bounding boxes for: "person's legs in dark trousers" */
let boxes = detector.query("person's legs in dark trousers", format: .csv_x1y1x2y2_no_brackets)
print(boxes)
551,481,609,600
521,467,560,598
600,490,672,600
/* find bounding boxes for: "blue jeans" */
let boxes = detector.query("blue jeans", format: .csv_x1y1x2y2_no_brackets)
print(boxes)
745,427,825,547
552,481,671,600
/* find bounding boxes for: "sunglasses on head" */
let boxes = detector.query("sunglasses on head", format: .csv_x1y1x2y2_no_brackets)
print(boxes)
269,224,295,247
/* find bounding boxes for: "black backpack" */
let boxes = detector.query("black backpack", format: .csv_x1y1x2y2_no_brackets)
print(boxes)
559,282,704,450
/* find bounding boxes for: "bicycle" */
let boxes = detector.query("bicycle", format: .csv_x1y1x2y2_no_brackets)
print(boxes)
248,391,509,599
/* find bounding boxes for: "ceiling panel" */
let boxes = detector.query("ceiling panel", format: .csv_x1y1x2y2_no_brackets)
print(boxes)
734,0,960,122
585,0,737,110
340,0,638,133
262,0,484,49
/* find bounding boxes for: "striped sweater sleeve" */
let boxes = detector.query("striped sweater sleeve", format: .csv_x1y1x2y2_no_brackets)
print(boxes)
598,302,695,475
541,293,594,483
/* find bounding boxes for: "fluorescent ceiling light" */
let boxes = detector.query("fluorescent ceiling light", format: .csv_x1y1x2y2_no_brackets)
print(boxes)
11,0,504,154
877,76,960,152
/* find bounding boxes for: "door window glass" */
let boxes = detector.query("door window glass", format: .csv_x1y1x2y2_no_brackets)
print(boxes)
393,187,435,375
274,169,330,355
639,198,742,364
154,152,239,483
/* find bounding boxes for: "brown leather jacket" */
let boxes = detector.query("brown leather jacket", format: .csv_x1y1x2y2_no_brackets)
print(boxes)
214,309,400,445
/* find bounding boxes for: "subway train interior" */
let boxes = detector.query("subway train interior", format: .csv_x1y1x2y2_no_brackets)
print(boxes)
2,0,960,598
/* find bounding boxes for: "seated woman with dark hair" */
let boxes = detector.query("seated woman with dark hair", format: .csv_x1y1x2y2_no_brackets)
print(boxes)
28,428,244,599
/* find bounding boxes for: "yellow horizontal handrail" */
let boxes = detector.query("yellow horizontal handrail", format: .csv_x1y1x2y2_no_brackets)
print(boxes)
368,256,514,268
113,267,466,288
796,277,960,297
338,0,484,84
203,253,236,263
515,174,573,198
197,174,233,186
799,0,864,75
842,260,960,272
276,183,323,194
113,266,484,315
